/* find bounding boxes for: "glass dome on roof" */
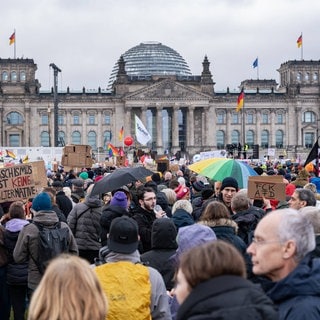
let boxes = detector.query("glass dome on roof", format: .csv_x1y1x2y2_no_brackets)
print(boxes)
108,41,192,89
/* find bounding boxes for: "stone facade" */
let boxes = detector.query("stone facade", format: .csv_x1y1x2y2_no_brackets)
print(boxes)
0,56,320,161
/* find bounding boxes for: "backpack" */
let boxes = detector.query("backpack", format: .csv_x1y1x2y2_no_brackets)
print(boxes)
32,221,70,274
95,261,151,320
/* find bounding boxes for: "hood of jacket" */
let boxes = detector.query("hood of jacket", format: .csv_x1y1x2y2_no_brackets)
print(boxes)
85,195,103,208
172,209,195,229
151,218,177,250
173,223,216,262
5,218,29,232
267,254,320,303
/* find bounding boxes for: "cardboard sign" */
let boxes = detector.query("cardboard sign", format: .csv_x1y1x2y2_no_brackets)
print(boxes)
0,163,37,203
248,176,286,201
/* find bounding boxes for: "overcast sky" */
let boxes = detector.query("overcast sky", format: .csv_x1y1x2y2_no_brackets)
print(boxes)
1,0,318,92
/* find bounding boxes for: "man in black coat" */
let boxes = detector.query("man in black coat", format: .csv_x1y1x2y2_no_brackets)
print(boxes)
52,181,73,218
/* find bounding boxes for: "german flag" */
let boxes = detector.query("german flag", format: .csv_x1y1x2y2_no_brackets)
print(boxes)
6,149,16,159
119,126,124,141
9,32,15,45
236,90,244,112
297,34,302,48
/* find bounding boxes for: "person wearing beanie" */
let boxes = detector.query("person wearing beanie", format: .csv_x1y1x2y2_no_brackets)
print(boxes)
110,191,128,209
13,192,78,292
219,177,239,215
191,180,205,201
79,172,89,180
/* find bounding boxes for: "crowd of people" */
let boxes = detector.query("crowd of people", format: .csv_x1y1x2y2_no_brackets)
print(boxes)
1,162,320,319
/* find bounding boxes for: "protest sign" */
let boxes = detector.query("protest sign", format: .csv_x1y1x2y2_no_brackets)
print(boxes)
248,175,286,201
0,161,47,203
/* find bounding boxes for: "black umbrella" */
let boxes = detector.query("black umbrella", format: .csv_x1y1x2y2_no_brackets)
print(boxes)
91,166,154,195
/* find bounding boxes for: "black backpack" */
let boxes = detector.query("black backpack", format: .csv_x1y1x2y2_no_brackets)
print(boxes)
32,221,70,274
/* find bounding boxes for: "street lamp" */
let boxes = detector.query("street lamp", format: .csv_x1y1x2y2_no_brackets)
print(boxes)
47,106,51,147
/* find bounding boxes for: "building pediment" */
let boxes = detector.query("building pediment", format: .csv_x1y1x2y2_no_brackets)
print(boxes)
125,79,211,101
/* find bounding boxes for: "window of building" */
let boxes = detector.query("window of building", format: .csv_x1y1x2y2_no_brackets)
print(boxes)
231,112,239,124
20,71,26,81
262,113,269,124
103,130,112,147
276,130,284,148
217,112,225,124
246,130,254,147
88,131,97,150
11,71,17,82
247,113,254,124
303,111,315,123
305,72,310,81
305,132,314,148
276,113,284,124
58,131,65,146
231,130,240,144
104,113,111,125
40,131,50,147
2,71,8,81
261,130,269,148
9,134,20,147
313,72,318,81
216,130,225,149
72,131,81,144
6,112,23,125
297,72,301,82
89,113,95,125
58,114,64,125
41,114,49,125
73,113,80,125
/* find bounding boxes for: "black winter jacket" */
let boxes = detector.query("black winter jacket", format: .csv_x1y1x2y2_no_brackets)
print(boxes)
176,275,278,320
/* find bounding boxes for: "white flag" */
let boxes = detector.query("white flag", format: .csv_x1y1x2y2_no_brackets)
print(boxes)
135,115,152,145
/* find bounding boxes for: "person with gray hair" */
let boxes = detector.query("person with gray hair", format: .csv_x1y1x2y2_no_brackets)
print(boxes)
247,209,320,320
299,206,320,258
288,188,316,210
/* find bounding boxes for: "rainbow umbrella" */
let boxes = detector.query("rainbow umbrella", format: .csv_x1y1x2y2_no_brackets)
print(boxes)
188,158,258,189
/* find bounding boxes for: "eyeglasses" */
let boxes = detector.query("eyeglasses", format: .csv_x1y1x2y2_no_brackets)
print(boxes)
251,237,281,246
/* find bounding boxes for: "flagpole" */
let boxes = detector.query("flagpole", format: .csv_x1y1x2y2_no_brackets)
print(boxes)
14,29,16,59
256,56,259,80
300,32,303,60
242,98,245,158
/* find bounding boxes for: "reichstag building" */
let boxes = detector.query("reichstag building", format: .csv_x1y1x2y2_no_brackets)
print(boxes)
0,41,319,160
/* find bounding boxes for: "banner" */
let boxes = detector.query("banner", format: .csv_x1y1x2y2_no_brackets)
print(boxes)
135,115,151,145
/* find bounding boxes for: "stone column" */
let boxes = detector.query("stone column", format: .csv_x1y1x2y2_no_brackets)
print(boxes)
125,107,132,136
156,106,163,153
82,110,87,144
270,111,276,146
172,106,179,153
205,107,214,148
256,110,261,145
225,110,231,144
97,111,102,148
24,101,31,146
188,106,195,147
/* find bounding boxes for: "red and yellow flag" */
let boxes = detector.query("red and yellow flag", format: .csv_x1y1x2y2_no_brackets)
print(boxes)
119,126,124,141
236,90,244,112
297,34,302,48
9,32,15,45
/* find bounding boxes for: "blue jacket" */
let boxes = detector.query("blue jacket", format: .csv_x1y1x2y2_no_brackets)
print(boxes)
267,254,320,320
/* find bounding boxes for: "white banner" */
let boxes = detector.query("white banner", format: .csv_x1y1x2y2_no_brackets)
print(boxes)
135,115,152,145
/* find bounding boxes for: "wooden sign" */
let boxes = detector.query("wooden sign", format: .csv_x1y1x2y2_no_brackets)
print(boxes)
248,175,286,201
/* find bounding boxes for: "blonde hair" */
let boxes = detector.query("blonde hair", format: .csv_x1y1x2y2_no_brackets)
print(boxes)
172,199,193,215
161,188,177,206
28,254,108,320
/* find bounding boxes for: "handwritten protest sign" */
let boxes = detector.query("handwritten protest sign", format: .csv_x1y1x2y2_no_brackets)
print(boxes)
0,161,47,203
248,175,286,201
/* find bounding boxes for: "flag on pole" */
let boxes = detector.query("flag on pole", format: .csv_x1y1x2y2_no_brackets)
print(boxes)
236,90,244,112
107,143,119,157
253,57,258,68
135,115,152,145
119,126,124,141
303,140,319,167
9,32,15,45
297,34,302,48
22,155,29,163
5,149,16,159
